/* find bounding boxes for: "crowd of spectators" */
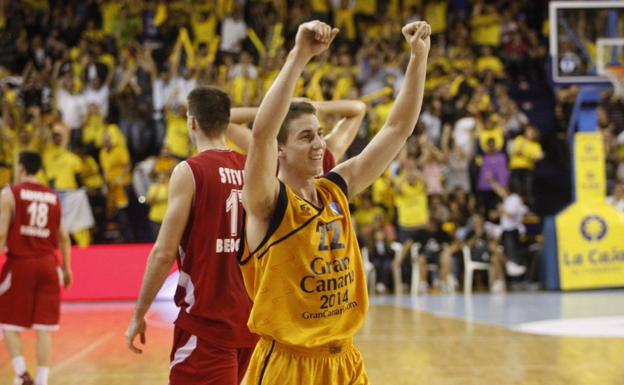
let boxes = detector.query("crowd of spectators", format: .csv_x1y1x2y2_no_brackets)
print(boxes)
0,0,585,294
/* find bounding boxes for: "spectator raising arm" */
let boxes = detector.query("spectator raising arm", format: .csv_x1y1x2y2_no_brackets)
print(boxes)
333,22,431,198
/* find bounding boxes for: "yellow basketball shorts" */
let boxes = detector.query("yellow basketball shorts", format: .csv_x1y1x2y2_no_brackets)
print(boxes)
245,338,369,385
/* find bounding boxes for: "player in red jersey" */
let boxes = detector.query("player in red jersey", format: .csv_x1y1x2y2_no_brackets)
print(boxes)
0,151,72,385
126,86,258,385
226,99,366,173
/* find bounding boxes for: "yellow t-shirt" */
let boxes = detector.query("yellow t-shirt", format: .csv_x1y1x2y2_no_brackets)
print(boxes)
370,101,394,138
475,56,504,76
371,171,395,217
239,176,368,348
83,115,107,148
449,75,479,97
354,0,376,15
153,156,178,176
80,155,104,190
425,75,449,93
353,206,385,233
394,177,429,229
192,13,218,46
478,126,505,152
101,1,123,35
0,127,17,166
403,0,422,11
425,2,447,35
147,182,168,223
99,144,131,186
230,76,257,107
96,124,126,150
470,14,501,47
83,28,105,43
44,147,83,191
310,0,329,13
0,127,13,186
165,115,191,159
509,136,543,170
334,8,356,40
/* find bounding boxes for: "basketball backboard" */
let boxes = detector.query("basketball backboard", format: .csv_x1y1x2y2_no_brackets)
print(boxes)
549,1,624,84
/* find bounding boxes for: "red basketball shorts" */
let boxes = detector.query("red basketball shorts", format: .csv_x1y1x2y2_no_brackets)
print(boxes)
0,256,61,331
169,326,254,385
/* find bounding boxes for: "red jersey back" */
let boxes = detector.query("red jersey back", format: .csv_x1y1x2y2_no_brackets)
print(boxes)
6,182,61,259
323,148,336,173
174,150,257,348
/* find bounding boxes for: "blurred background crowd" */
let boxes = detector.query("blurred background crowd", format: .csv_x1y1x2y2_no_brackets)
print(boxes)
0,0,623,294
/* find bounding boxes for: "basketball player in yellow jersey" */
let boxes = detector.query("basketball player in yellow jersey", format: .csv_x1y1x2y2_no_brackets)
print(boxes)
239,20,430,384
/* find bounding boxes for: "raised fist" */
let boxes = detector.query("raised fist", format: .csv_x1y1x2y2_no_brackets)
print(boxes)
401,21,431,57
294,20,339,59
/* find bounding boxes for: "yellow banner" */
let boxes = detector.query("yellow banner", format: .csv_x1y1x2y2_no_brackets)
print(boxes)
556,132,624,290
574,132,606,202
556,203,624,290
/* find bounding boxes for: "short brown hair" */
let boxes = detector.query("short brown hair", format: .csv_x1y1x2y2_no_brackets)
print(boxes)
187,86,231,137
18,151,42,175
277,101,317,144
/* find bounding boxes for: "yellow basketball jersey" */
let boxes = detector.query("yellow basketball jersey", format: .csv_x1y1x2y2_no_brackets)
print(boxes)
239,173,369,348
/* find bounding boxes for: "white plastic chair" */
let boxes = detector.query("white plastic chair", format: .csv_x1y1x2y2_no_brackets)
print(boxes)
360,247,377,295
391,242,429,295
462,245,493,294
391,242,404,294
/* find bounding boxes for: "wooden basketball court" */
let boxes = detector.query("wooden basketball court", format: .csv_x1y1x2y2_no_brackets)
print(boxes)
1,300,622,385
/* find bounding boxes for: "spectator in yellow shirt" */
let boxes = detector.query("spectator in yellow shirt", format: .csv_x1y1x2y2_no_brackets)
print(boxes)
100,131,135,242
146,171,169,240
164,105,191,160
0,112,17,187
477,112,505,153
475,46,504,78
509,126,543,207
369,93,394,138
310,0,331,23
470,3,501,47
424,0,447,36
353,190,386,244
392,157,430,291
75,146,106,242
44,133,95,247
333,1,356,41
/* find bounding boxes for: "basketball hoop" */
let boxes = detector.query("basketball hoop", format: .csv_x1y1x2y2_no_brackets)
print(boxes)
604,67,624,98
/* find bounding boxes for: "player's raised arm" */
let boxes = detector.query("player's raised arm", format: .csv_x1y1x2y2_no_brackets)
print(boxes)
333,21,431,198
126,162,194,354
242,21,338,219
227,99,364,159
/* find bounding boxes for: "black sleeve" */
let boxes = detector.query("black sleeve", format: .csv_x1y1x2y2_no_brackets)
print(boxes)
237,181,288,265
323,171,348,198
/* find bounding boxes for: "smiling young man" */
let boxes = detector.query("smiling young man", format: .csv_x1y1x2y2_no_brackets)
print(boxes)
237,20,430,384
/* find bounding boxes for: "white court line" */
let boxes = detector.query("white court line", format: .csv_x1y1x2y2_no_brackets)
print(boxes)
51,332,114,374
